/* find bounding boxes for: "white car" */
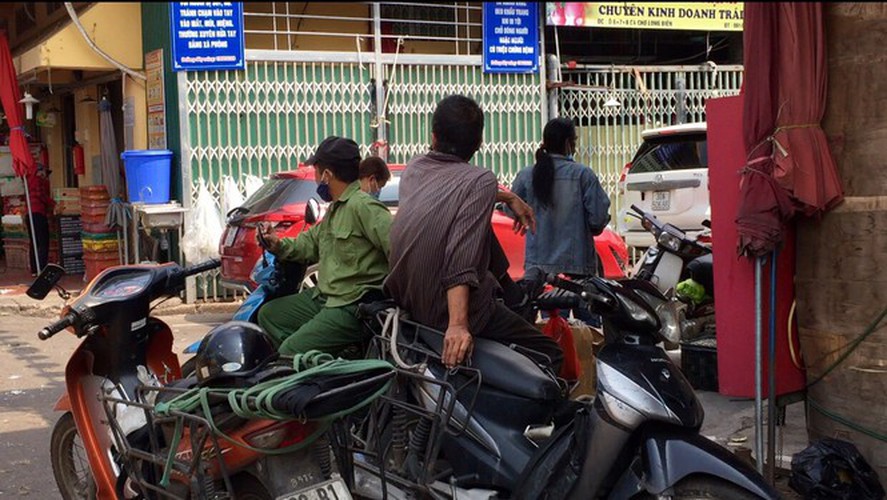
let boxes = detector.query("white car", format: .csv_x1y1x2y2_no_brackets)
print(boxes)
617,122,709,249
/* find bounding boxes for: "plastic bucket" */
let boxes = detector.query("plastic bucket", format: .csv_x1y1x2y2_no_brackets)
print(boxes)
121,150,173,204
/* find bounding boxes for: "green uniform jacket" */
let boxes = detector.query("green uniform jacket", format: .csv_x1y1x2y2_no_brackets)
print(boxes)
277,182,391,307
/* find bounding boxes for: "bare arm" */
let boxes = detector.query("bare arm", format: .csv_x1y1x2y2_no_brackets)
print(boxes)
443,285,473,368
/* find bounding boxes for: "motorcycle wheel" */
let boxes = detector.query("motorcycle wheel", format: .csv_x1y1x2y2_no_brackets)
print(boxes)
51,412,97,500
655,475,761,499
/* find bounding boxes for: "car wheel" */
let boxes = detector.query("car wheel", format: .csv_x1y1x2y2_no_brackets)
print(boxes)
300,264,319,291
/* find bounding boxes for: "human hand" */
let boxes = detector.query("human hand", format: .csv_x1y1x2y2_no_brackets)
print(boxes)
256,222,281,254
442,324,474,368
504,193,536,235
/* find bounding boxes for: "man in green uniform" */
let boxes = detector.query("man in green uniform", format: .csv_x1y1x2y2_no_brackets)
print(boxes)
257,136,391,356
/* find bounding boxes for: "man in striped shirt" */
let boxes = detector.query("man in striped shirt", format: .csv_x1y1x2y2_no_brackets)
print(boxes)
385,95,563,374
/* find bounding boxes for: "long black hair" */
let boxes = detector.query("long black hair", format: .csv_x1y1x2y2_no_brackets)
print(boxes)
533,118,576,208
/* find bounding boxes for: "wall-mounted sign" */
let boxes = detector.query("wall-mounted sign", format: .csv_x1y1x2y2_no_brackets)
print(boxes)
171,2,245,71
483,2,539,74
145,49,167,149
546,3,743,31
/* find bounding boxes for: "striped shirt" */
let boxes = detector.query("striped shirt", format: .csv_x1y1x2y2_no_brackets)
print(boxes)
385,152,501,334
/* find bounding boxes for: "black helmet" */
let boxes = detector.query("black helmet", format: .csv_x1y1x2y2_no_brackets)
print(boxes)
194,321,278,386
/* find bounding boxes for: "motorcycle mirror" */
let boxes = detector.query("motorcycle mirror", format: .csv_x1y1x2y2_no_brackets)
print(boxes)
702,219,712,229
305,199,320,225
27,264,66,300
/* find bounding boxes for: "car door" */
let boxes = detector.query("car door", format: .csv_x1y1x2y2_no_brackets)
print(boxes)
621,132,709,234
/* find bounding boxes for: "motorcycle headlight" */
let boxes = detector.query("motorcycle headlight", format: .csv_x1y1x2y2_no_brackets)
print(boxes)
616,293,655,324
656,298,687,345
658,232,681,252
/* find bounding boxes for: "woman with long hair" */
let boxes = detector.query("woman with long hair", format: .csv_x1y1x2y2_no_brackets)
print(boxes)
510,118,611,322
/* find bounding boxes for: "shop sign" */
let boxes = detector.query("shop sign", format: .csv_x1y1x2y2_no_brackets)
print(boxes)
146,49,167,149
483,2,540,74
546,3,743,31
171,2,245,71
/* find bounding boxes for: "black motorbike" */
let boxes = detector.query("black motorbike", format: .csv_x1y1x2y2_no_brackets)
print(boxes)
328,274,778,499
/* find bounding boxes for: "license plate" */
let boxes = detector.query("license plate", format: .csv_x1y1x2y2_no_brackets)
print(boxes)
651,191,670,211
277,478,352,500
223,227,239,247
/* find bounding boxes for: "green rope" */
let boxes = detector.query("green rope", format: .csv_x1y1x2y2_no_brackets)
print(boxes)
807,305,887,388
152,350,395,482
808,398,887,443
799,306,887,446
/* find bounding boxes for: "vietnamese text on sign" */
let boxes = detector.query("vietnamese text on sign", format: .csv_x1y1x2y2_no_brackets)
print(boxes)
546,2,743,31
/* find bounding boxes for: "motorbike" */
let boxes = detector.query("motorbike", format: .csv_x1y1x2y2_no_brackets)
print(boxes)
30,254,372,499
328,274,778,499
626,204,715,343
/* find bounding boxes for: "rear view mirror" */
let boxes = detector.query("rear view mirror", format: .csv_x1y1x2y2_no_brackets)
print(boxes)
27,264,65,300
305,199,320,225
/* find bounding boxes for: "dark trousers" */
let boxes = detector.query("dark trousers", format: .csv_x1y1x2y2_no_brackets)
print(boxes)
479,301,564,376
28,213,49,274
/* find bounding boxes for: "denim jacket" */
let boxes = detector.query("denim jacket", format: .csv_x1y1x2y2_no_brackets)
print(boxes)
509,155,611,276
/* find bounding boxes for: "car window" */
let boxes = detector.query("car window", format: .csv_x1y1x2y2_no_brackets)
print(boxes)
378,171,402,207
240,178,318,215
630,137,708,174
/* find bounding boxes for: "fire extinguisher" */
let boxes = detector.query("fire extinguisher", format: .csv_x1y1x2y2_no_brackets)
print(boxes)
72,142,85,175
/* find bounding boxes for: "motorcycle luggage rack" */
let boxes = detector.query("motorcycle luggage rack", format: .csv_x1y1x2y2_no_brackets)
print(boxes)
342,309,486,493
98,384,238,500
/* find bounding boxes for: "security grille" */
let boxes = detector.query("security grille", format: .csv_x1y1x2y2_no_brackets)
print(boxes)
557,64,744,220
385,63,544,183
182,60,374,300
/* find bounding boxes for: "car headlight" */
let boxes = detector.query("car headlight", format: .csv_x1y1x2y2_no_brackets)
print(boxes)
658,232,681,252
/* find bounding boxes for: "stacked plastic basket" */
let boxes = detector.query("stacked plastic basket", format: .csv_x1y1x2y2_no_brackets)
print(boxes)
80,186,120,281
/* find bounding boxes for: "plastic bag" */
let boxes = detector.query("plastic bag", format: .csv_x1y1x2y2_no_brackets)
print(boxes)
182,179,224,264
541,313,581,381
221,175,245,216
244,174,264,200
790,438,885,500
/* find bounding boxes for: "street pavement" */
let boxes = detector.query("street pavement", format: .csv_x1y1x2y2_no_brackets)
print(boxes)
0,302,806,498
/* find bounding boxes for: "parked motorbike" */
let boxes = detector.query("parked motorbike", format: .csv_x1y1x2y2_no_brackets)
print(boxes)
30,256,355,499
330,274,778,499
626,204,715,342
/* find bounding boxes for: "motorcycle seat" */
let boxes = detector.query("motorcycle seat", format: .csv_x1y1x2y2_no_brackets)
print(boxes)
398,319,562,401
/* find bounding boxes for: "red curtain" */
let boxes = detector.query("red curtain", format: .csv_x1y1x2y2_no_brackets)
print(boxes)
736,2,842,258
0,32,36,178
772,3,843,216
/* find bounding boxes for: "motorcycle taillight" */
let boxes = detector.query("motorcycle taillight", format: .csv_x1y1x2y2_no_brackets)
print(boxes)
244,421,319,450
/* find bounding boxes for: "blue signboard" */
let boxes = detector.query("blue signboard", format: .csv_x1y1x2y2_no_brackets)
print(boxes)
483,2,539,74
171,2,245,71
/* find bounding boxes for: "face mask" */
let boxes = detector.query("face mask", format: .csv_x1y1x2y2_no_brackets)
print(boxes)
369,190,381,200
316,182,333,202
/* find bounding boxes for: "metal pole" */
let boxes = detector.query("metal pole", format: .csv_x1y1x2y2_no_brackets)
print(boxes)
21,176,42,274
372,3,387,161
767,249,779,483
754,257,764,475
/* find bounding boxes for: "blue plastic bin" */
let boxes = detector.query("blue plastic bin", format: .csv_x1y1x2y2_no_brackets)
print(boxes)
121,150,173,204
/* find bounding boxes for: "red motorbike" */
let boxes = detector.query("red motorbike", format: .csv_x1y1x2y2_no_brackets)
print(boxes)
29,260,342,499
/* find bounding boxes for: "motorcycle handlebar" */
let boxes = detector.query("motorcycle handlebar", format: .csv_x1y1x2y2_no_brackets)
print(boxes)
545,274,615,309
38,313,76,341
182,259,221,277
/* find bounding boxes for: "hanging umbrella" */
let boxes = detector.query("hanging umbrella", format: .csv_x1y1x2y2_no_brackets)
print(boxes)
736,2,794,259
99,96,129,264
0,32,41,270
771,3,843,216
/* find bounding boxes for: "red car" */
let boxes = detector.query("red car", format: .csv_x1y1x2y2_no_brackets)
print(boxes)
219,164,628,291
